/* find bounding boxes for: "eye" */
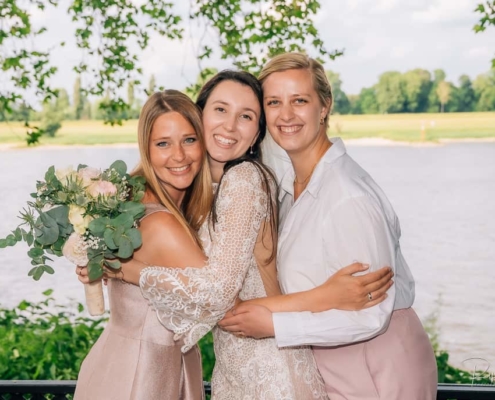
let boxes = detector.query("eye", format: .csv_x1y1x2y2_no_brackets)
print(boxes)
156,141,169,147
240,114,253,121
266,100,279,106
294,98,308,104
184,137,197,144
215,107,226,113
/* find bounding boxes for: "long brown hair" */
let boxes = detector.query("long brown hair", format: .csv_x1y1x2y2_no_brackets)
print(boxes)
197,70,278,263
133,90,213,246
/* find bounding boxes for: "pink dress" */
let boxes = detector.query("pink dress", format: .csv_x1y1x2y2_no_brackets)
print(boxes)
74,205,204,400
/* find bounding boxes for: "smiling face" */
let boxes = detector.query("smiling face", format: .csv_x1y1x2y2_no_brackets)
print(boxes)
202,80,261,169
262,68,329,155
149,111,203,204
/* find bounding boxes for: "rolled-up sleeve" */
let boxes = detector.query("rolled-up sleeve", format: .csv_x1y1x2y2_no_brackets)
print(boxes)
273,194,397,347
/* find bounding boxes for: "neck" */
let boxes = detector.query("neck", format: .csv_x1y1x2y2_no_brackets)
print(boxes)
208,156,226,183
144,188,184,208
289,132,331,183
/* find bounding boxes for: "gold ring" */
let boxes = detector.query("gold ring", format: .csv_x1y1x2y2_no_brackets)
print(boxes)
367,292,373,301
78,267,82,275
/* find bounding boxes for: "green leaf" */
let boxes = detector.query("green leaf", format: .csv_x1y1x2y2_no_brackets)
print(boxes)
109,160,127,176
89,217,111,234
105,258,121,269
103,228,117,250
36,213,60,245
46,205,69,227
88,260,103,281
125,228,142,249
45,166,55,182
117,236,133,259
14,228,23,241
113,225,125,246
28,248,44,258
42,289,54,296
0,239,7,248
43,265,55,274
119,202,145,218
25,232,34,246
112,213,134,229
33,267,44,281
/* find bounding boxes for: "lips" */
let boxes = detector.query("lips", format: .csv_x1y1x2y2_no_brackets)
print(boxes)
167,165,191,174
213,134,237,147
278,125,303,134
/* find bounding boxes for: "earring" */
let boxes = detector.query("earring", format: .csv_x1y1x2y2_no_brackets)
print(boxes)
250,146,254,155
320,117,325,125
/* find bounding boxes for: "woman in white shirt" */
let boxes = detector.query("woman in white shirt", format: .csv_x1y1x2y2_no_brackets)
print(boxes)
219,53,438,400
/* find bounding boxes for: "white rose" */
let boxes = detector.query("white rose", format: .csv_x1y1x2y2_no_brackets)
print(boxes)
68,205,93,235
55,166,76,184
78,167,101,187
62,232,89,265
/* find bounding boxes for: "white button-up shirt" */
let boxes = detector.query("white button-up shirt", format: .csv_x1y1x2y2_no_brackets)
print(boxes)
263,137,415,348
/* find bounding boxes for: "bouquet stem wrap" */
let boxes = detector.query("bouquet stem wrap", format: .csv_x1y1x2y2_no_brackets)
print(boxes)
84,280,105,316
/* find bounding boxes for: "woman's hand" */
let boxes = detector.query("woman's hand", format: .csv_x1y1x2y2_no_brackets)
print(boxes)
75,265,123,284
312,263,394,312
219,304,275,339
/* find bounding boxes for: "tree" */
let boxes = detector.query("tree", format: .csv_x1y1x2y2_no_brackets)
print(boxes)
402,69,432,112
474,1,495,68
185,68,219,100
436,81,452,113
1,0,339,144
325,71,350,114
375,72,406,113
128,82,135,107
453,75,477,112
40,89,71,137
73,77,84,120
147,75,156,96
427,69,447,112
473,71,495,110
352,87,379,114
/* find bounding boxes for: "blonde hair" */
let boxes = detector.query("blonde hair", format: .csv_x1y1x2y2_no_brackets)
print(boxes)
133,90,213,246
258,52,333,128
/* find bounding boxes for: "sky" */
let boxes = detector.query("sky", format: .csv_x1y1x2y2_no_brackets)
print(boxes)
11,0,495,100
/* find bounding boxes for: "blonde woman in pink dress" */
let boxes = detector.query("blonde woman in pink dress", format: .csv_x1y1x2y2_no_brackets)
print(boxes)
219,53,438,400
74,90,211,400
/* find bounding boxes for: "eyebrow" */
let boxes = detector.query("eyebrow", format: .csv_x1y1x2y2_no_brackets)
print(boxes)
211,100,259,115
265,93,312,99
152,132,197,141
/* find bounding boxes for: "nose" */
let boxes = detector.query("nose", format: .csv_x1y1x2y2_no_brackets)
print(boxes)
279,102,295,122
171,144,186,162
223,113,237,132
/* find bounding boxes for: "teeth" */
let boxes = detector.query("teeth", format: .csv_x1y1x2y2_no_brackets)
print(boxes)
169,166,189,172
215,135,236,145
280,126,301,133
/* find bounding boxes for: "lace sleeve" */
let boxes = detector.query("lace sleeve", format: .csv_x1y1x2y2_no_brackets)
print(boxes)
139,162,270,352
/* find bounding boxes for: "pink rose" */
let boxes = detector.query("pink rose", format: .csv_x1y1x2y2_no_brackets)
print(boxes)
62,232,89,265
78,167,101,187
87,180,117,197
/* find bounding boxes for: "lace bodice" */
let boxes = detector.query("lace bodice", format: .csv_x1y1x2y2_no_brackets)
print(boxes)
139,162,327,399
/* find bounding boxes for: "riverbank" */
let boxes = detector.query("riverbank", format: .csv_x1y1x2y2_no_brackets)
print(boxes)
1,112,494,148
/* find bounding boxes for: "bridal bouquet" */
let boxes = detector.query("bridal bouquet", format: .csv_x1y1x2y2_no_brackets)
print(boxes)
0,160,146,315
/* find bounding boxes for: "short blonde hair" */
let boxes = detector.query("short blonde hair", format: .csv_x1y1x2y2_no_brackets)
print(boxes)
258,52,333,128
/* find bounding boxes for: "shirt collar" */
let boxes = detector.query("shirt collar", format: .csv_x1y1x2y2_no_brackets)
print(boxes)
278,137,347,201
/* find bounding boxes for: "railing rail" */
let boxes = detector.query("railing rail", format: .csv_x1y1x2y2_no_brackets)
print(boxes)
0,381,493,399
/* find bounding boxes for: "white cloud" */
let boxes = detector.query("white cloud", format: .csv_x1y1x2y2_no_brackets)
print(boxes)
412,0,475,23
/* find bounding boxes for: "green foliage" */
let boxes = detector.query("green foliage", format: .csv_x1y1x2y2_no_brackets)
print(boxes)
191,0,341,77
375,71,406,113
474,1,495,68
326,71,350,115
0,293,216,382
0,292,107,380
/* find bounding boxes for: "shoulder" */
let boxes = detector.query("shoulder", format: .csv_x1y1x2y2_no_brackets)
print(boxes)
138,211,206,267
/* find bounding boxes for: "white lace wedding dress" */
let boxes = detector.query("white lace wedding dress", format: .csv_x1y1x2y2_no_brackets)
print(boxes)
140,162,328,399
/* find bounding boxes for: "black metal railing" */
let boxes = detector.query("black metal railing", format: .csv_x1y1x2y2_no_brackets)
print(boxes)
0,381,494,399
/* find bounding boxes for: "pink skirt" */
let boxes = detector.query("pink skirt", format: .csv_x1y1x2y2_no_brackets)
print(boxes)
313,308,437,400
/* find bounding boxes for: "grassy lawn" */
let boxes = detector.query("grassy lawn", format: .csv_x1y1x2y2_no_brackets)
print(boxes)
1,112,494,147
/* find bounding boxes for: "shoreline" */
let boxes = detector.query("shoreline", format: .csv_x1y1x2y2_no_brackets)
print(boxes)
1,137,495,151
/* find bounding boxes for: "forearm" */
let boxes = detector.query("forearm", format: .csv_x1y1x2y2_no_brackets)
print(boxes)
120,259,147,285
244,285,333,313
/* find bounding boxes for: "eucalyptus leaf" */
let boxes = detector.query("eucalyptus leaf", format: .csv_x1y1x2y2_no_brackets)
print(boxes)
33,267,44,281
125,228,142,249
88,260,103,281
109,160,127,176
105,258,121,269
28,248,44,258
103,229,117,250
36,213,60,245
89,217,110,234
42,289,54,296
117,236,133,259
14,228,22,241
112,213,134,229
119,202,145,218
112,225,125,246
43,265,55,274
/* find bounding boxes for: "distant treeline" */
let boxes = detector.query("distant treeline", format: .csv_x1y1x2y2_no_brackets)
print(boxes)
2,68,495,126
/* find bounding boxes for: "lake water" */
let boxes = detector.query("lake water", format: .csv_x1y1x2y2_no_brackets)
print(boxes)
1,142,494,370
